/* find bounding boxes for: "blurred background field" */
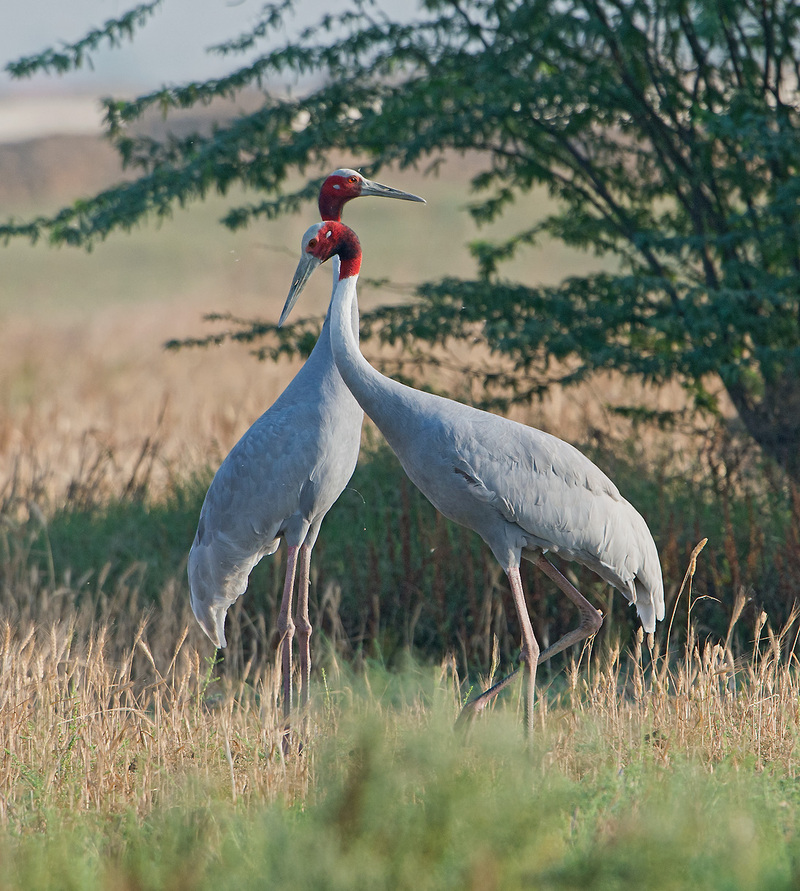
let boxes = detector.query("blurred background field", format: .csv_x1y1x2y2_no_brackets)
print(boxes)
0,125,630,493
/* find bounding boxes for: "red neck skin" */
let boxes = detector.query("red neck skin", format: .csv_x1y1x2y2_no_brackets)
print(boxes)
323,222,362,279
318,195,344,222
339,253,362,279
337,230,362,278
318,182,350,222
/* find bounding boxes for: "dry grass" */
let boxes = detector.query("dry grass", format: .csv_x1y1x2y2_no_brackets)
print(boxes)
0,281,717,530
1,534,799,832
0,606,308,826
0,304,307,506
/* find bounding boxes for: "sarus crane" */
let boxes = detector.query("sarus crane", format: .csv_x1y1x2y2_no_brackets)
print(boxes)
281,220,665,736
189,171,425,717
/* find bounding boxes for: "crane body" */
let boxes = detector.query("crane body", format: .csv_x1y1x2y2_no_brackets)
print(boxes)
282,221,664,735
363,390,662,633
189,171,425,718
189,307,361,636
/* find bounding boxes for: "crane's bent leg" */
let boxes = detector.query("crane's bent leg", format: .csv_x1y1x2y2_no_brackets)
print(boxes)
457,558,600,729
295,543,313,710
277,545,300,720
533,556,603,664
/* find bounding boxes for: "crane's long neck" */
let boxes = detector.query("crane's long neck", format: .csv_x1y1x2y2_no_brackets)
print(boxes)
328,265,407,433
319,195,345,223
320,255,358,340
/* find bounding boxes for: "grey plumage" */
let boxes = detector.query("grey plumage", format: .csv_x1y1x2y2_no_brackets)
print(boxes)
283,220,665,734
188,303,362,644
365,388,663,633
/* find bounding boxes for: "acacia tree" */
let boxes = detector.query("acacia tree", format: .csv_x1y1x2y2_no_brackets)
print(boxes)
5,0,800,479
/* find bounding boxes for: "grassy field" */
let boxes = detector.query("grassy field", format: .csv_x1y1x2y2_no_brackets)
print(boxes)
1,141,800,886
2,582,800,889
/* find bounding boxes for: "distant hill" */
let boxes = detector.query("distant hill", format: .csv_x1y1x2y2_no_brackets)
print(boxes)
0,93,264,208
0,133,125,206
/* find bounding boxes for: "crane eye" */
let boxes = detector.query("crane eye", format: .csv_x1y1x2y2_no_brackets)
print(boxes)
348,176,358,183
307,238,317,249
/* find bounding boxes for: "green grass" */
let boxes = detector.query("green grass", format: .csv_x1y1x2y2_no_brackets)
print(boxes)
1,666,799,891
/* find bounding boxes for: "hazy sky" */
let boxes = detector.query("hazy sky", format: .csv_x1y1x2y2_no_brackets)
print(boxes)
1,0,411,95
0,0,416,140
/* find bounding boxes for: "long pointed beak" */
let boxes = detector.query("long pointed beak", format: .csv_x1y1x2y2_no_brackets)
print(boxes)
359,177,426,204
279,252,323,327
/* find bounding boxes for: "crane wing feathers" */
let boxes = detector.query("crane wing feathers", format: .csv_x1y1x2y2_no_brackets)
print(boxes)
388,398,664,632
463,433,664,632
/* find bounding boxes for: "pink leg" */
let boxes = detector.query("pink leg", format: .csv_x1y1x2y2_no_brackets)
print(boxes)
277,545,300,720
507,565,540,738
458,556,602,731
533,557,603,662
295,543,313,709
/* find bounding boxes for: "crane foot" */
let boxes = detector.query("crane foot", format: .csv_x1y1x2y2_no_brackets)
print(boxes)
455,664,523,730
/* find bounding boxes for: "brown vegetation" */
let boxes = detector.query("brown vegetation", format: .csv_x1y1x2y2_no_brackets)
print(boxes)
2,541,799,826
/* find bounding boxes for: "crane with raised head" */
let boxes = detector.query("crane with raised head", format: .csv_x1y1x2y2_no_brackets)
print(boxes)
189,171,425,719
281,220,665,737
